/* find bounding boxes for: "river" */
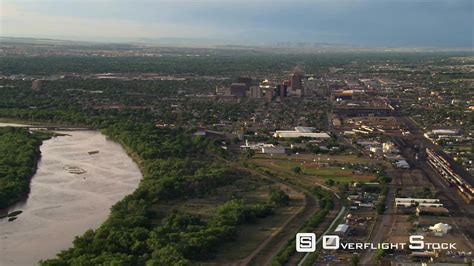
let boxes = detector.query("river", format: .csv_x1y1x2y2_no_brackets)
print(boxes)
0,126,142,265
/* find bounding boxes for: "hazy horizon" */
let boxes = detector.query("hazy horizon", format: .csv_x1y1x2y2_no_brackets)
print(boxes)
1,0,473,48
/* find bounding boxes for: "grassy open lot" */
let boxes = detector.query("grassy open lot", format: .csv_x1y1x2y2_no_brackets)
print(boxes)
453,145,473,152
252,154,377,185
256,153,387,165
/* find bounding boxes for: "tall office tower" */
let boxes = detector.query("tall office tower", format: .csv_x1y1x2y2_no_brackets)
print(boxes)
266,87,274,100
259,79,274,100
305,77,319,96
250,86,262,98
290,73,303,92
277,83,288,101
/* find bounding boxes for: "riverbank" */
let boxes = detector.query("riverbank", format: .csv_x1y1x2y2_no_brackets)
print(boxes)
0,130,142,266
0,127,53,210
0,118,90,128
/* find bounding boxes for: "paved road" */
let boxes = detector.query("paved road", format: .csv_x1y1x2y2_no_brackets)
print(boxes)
297,206,347,266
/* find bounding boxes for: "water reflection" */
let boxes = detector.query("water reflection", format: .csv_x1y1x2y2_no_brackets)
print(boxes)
0,130,142,265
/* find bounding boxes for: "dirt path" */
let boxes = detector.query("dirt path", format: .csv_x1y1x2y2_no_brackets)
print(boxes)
242,161,341,266
243,191,317,266
359,177,396,265
228,164,319,266
289,196,342,265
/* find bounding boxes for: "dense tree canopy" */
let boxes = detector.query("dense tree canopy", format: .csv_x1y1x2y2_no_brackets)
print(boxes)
0,127,51,209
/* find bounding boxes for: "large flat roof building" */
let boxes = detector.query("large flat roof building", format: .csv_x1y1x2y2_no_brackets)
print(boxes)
261,146,287,154
273,127,330,139
230,83,248,97
237,76,252,89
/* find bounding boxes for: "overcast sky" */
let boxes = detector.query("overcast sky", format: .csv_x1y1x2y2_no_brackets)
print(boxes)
1,0,473,47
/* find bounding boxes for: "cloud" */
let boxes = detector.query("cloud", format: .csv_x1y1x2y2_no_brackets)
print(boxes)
1,0,472,47
0,1,222,41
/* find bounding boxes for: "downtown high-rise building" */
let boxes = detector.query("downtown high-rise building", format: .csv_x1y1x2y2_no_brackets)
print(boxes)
290,73,302,92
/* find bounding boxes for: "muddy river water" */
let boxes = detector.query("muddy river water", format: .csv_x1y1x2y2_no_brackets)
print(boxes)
0,126,142,265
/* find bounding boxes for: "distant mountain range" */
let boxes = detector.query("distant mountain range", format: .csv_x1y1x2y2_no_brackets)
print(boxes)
1,36,471,53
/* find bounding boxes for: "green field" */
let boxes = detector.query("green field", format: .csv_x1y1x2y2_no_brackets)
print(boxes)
257,153,381,164
253,156,377,185
454,145,473,152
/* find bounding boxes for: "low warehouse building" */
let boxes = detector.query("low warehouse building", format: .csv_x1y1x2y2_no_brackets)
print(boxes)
261,146,287,154
334,224,349,235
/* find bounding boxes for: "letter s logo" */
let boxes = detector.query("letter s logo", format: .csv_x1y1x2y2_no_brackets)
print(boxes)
409,235,424,250
296,233,316,252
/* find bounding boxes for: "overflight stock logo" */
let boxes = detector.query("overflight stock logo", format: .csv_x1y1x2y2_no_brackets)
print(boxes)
296,233,457,252
295,233,341,252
